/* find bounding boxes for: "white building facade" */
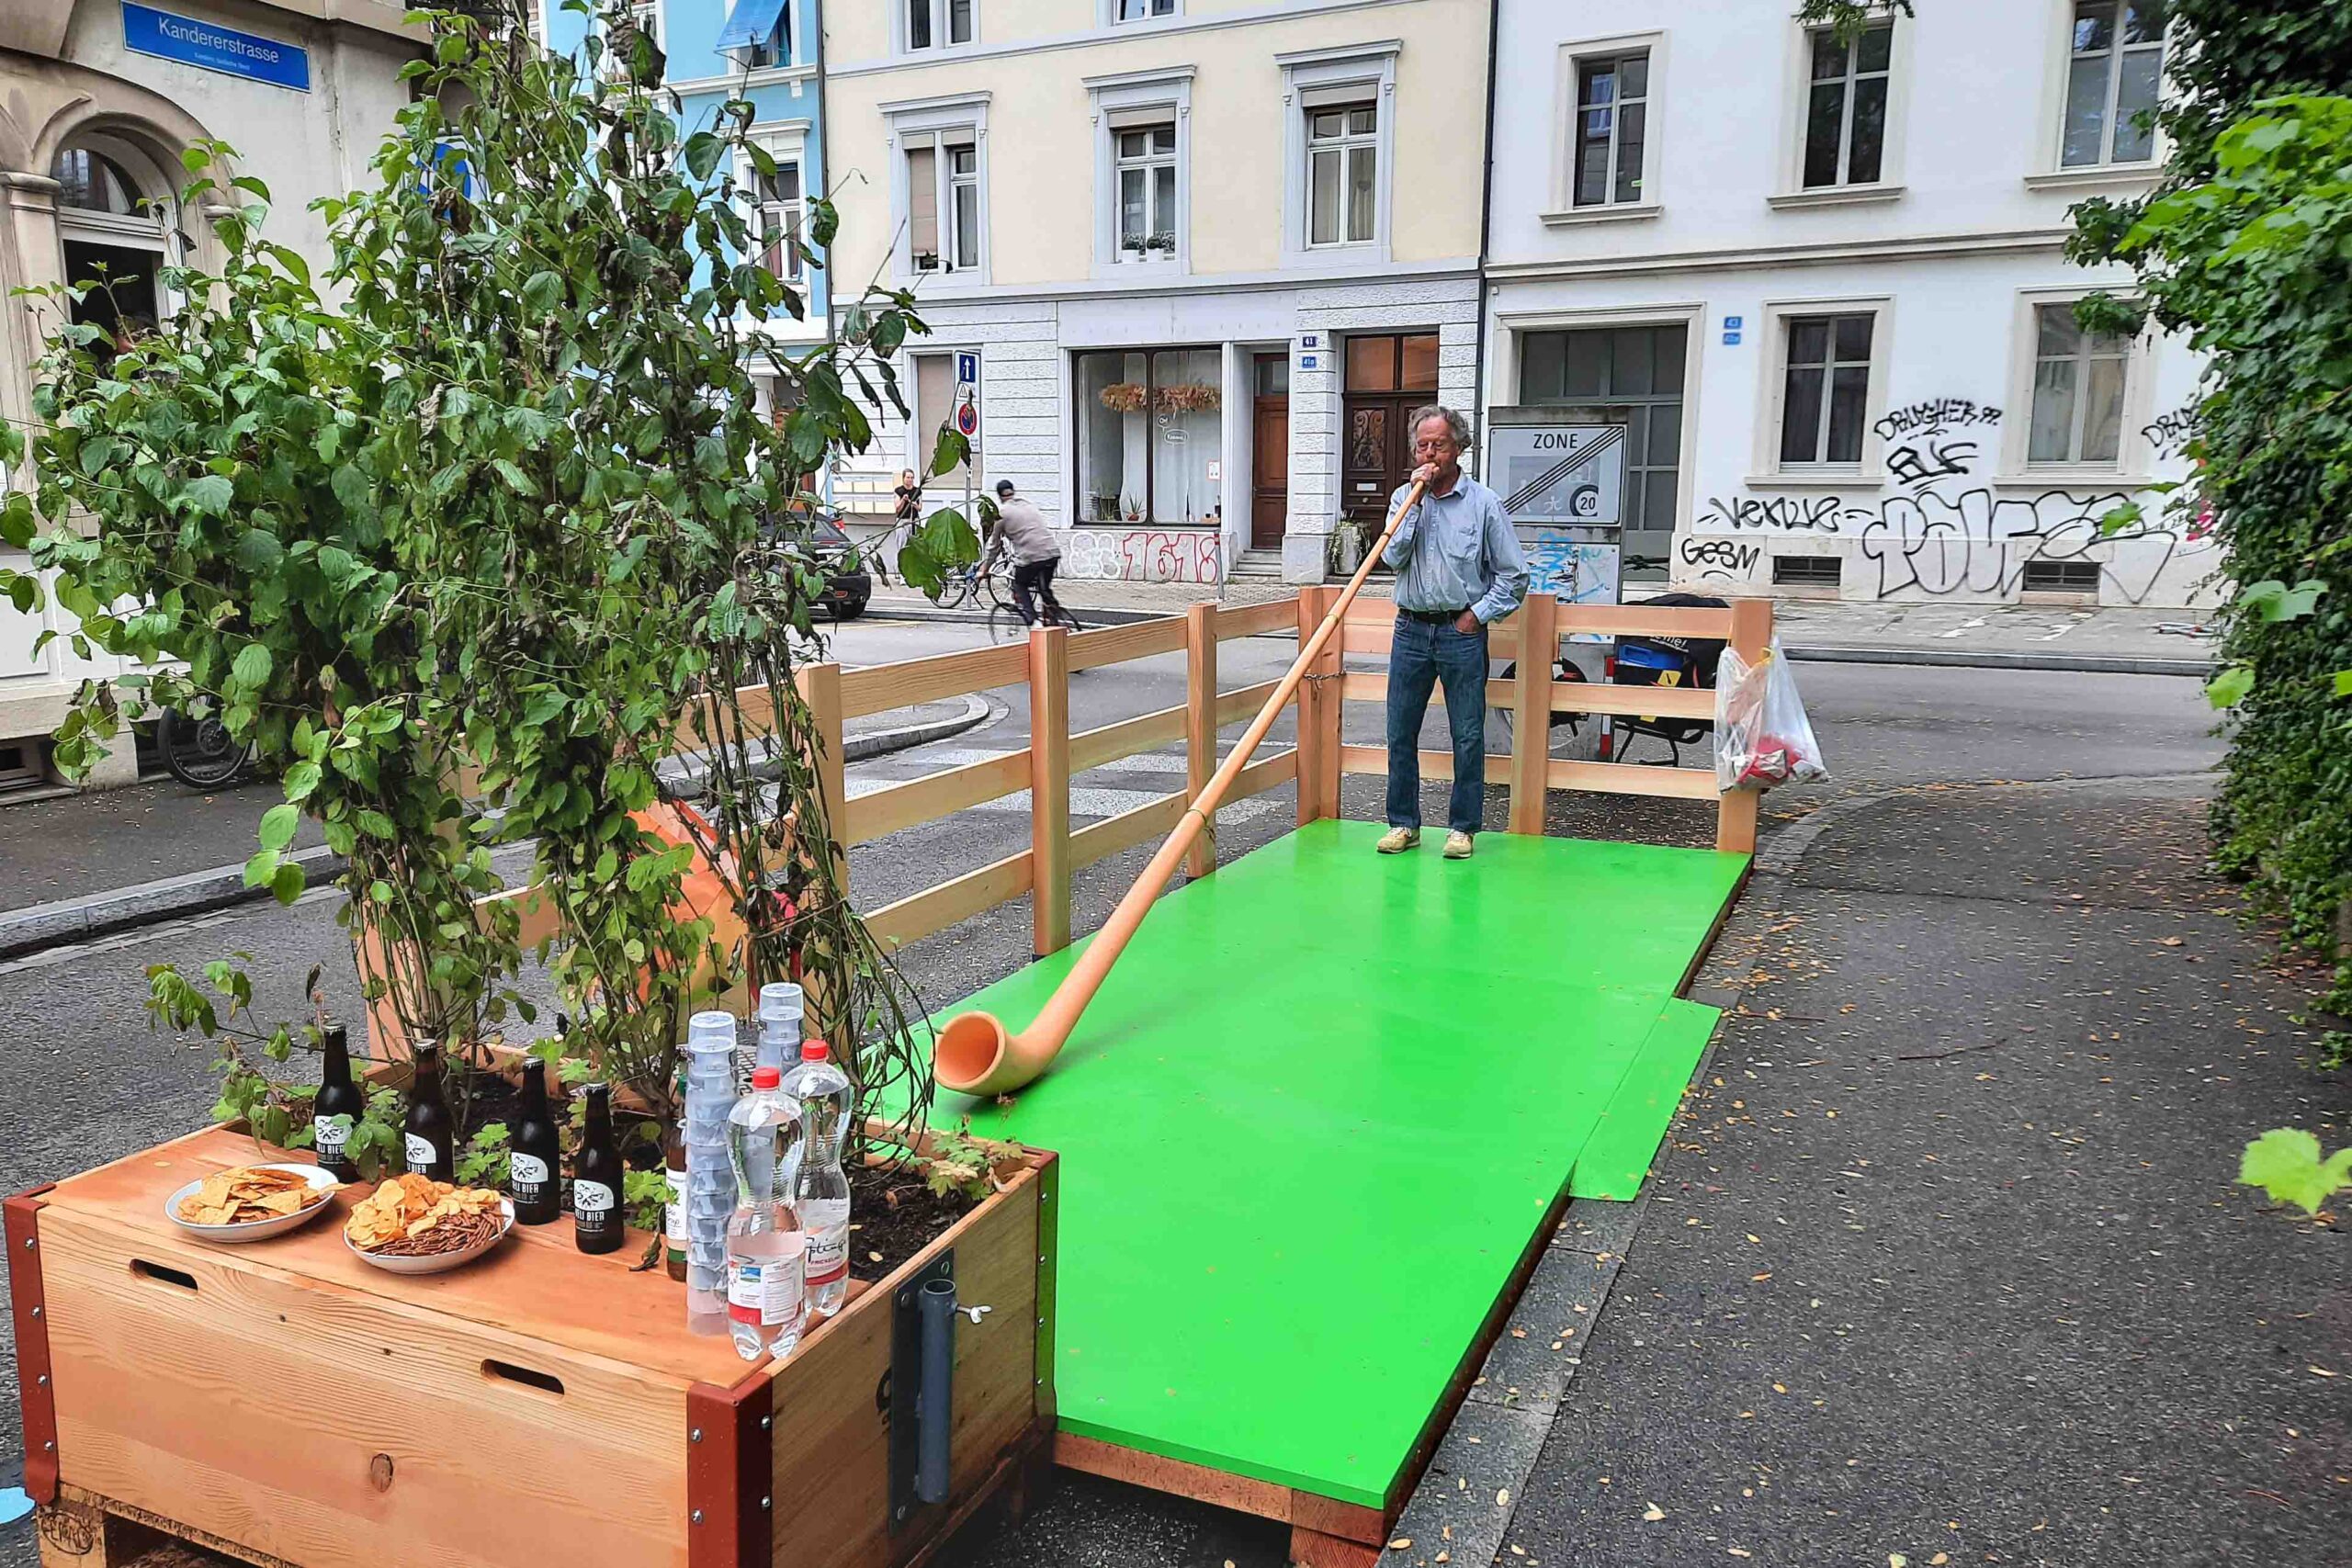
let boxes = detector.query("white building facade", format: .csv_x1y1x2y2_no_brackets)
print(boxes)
823,0,1492,584
0,0,425,789
1483,0,2217,609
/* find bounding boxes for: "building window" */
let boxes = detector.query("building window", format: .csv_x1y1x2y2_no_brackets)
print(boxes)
716,0,789,70
2028,303,2130,466
1517,323,1688,579
1802,22,1891,187
1307,103,1378,248
1075,348,1225,527
904,0,974,52
904,134,981,274
1111,0,1176,19
1778,313,1874,467
752,160,802,281
1114,124,1178,260
2061,2,2165,167
51,147,144,215
1572,51,1648,208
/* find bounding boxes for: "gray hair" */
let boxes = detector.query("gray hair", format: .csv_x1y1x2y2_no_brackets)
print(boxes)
1409,404,1473,452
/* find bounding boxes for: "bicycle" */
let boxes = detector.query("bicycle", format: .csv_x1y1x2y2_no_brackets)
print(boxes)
156,704,254,790
959,563,1083,643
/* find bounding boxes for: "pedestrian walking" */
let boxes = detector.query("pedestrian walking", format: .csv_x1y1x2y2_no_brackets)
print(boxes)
1375,406,1528,861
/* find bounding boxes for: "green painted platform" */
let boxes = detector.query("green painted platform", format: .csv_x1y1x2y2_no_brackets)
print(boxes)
925,819,1745,1510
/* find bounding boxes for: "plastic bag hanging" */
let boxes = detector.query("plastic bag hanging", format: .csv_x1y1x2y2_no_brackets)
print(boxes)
1714,638,1828,792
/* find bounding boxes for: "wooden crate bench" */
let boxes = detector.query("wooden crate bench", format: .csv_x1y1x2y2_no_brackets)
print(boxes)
7,1125,1057,1568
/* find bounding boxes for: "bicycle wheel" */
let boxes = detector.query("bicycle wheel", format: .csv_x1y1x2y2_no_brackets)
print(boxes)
158,707,251,790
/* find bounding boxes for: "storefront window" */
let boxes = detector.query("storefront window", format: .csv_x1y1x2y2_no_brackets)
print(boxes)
1074,347,1224,525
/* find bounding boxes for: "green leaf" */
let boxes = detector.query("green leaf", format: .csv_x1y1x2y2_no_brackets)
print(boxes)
233,528,284,571
258,803,300,851
492,458,534,496
930,425,968,480
2332,670,2352,699
2205,663,2255,709
243,847,280,889
271,861,307,905
2239,579,2328,623
232,642,273,691
682,132,723,183
282,760,323,801
2239,1128,2352,1215
183,474,234,516
521,270,564,315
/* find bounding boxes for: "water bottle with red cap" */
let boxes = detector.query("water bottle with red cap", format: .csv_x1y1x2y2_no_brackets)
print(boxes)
780,1040,853,1317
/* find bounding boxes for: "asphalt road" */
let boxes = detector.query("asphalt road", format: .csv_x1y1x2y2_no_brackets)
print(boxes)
0,623,2250,1567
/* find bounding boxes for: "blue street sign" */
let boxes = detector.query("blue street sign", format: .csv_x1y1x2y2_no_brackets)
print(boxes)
122,3,311,91
1723,331,1742,345
1723,315,1743,330
1300,354,1319,370
955,351,979,384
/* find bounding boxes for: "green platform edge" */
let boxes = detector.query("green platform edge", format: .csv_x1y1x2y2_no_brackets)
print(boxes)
915,818,1746,1509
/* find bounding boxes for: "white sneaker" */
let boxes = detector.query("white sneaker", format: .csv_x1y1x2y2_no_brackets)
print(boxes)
1443,830,1475,860
1375,827,1420,854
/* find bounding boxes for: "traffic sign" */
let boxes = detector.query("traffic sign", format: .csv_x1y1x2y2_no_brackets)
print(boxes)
955,351,980,385
956,395,979,438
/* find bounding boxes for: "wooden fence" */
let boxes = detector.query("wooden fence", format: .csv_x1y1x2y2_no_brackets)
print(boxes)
445,590,1768,1021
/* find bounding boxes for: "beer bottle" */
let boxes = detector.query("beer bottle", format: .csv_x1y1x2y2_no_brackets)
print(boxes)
508,1058,562,1225
572,1082,625,1255
401,1042,456,1182
311,1024,364,1182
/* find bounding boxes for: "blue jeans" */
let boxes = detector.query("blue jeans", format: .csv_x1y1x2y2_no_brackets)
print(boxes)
1385,615,1488,836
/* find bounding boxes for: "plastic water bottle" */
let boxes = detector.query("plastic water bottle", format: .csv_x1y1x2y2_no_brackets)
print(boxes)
726,1066,807,1360
754,982,804,1077
683,1012,741,1337
782,1039,853,1317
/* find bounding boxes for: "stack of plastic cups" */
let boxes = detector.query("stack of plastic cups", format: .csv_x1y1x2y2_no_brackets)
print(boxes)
683,1010,739,1336
755,982,805,1077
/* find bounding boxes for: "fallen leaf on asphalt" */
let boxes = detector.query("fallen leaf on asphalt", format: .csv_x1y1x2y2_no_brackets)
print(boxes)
1752,1272,1772,1282
1891,1557,1908,1568
2158,936,2185,947
1643,1503,1667,1521
1497,1488,1510,1507
1773,1383,1788,1393
1387,1539,1411,1551
1729,1551,1752,1560
1931,1556,1950,1565
2311,1367,2339,1378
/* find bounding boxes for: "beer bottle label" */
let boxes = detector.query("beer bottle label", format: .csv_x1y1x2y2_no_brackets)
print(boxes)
510,1152,550,1202
403,1132,437,1170
574,1179,617,1234
313,1115,348,1163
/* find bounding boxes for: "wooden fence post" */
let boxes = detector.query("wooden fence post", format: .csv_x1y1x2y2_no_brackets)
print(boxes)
1507,592,1558,836
1295,586,1342,826
1714,598,1774,855
1184,603,1217,878
796,661,849,891
1030,625,1073,955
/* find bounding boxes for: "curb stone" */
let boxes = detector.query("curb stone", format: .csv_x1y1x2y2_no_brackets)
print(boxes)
0,694,992,963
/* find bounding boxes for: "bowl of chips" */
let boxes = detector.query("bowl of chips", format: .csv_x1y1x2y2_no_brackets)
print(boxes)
344,1173,514,1276
165,1163,341,1242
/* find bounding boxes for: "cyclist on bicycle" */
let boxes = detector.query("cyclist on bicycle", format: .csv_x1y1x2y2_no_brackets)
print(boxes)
982,479,1069,627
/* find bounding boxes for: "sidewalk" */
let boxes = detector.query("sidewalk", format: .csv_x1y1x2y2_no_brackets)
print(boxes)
870,581,2220,674
0,696,986,958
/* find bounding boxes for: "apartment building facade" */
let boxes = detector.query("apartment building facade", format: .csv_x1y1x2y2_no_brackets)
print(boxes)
1483,0,2214,609
539,0,831,408
0,0,426,790
823,0,1492,584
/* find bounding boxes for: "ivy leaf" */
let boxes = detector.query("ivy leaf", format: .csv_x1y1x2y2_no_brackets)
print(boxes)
2239,1128,2352,1214
2239,579,2328,623
2205,662,2255,709
258,802,300,851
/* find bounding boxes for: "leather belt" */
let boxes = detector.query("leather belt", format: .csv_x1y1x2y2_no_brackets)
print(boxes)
1399,607,1471,625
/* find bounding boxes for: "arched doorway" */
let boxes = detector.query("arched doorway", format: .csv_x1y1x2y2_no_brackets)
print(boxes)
51,133,181,355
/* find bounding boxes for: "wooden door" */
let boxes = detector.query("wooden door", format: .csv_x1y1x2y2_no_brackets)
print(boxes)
1251,354,1290,549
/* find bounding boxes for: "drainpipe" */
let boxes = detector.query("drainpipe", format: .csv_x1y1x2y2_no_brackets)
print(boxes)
1471,0,1500,474
810,0,835,506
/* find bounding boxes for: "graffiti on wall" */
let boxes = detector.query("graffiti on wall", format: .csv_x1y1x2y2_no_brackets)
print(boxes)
1062,527,1224,583
1682,393,2213,603
1521,532,1621,607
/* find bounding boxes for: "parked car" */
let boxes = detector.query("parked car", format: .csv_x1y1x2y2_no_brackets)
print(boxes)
761,507,871,620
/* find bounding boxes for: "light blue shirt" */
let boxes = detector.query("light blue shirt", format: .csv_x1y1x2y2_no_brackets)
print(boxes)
1381,473,1530,626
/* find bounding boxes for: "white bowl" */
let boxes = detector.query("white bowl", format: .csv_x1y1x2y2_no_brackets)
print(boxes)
164,1163,343,1243
346,1198,515,1276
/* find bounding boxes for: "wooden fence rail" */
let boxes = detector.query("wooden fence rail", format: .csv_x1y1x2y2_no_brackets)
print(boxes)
390,592,1770,1056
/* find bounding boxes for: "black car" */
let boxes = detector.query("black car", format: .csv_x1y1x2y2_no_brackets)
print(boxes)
762,508,872,620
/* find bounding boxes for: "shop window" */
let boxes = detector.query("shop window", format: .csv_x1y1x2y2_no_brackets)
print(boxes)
1075,348,1224,526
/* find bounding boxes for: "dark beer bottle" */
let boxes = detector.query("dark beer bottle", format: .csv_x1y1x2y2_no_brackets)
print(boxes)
508,1058,562,1225
310,1025,364,1182
401,1042,456,1182
572,1082,625,1254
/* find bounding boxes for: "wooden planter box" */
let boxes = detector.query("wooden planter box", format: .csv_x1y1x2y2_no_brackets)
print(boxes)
7,1124,1057,1568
